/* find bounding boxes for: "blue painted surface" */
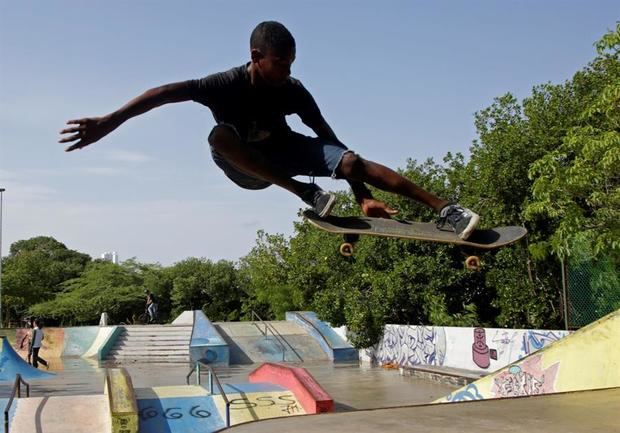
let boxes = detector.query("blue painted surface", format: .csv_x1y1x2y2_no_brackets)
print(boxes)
97,326,122,361
286,312,358,362
0,337,55,382
63,327,99,357
190,311,229,366
138,396,224,433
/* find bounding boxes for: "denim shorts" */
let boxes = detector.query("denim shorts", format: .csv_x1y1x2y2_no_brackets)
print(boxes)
209,125,351,190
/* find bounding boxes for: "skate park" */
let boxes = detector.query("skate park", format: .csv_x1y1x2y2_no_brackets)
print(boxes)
2,3,620,433
1,308,618,433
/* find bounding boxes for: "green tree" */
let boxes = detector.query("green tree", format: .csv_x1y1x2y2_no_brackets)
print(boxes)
2,236,90,325
526,24,620,260
29,260,144,325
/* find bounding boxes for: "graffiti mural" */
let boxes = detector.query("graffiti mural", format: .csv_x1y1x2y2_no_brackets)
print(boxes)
472,328,498,369
368,326,447,367
445,384,484,402
491,354,560,397
521,330,568,357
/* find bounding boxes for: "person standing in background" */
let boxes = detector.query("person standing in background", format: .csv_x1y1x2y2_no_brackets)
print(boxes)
31,319,49,369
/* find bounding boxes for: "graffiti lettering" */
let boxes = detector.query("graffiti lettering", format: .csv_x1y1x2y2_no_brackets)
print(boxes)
445,384,484,402
491,355,560,398
163,407,183,419
189,405,211,418
138,405,212,420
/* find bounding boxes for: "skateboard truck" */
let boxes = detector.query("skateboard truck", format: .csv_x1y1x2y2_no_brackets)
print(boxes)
340,233,360,257
465,256,481,271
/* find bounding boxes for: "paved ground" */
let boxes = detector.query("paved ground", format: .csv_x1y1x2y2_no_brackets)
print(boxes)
1,359,455,411
225,387,620,433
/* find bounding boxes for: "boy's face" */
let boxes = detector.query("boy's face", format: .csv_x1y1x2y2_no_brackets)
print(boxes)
252,47,295,86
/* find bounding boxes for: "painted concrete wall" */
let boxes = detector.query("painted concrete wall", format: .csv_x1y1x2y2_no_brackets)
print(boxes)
14,326,118,359
190,311,229,365
435,308,620,402
63,327,100,356
361,324,570,373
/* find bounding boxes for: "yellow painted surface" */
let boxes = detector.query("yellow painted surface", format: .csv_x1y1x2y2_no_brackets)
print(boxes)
212,391,306,425
106,368,139,433
135,385,209,399
436,309,620,402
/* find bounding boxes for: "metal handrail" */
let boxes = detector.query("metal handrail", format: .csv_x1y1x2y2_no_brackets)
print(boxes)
186,361,230,427
293,312,334,350
251,311,303,362
4,374,30,433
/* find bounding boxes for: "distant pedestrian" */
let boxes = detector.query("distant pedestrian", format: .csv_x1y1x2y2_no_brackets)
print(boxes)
31,319,49,369
19,317,34,365
144,290,159,324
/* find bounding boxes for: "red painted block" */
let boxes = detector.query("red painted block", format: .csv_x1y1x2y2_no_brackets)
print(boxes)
249,363,334,414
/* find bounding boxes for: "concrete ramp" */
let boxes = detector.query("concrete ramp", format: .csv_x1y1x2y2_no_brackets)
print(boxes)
215,322,327,364
225,387,620,432
436,308,620,402
0,337,54,382
9,394,111,433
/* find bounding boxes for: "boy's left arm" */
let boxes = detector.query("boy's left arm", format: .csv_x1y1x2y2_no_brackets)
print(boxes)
310,121,397,218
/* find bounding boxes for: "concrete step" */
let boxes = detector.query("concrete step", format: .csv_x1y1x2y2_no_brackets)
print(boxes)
122,329,191,335
109,348,189,356
121,335,190,340
122,330,192,338
106,355,189,362
113,340,189,347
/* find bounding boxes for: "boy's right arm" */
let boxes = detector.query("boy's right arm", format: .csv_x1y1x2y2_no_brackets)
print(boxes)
59,82,193,151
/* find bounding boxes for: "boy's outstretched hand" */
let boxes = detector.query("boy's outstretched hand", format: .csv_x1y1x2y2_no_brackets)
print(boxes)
59,117,117,151
360,198,399,219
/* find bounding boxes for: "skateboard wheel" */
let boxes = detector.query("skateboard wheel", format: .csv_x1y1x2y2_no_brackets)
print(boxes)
465,256,481,271
340,243,354,257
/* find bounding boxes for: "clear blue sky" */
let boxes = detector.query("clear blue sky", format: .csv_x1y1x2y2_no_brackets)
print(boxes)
1,1,618,264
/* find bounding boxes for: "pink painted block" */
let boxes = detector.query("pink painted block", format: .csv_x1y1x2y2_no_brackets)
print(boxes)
249,362,334,414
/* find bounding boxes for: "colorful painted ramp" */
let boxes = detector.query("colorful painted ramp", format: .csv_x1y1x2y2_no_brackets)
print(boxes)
435,308,620,402
0,337,54,382
135,383,307,432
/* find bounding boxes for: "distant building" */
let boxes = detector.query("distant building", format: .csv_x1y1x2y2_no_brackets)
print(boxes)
101,251,119,264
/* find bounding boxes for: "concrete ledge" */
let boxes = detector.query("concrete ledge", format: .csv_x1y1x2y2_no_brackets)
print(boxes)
400,365,484,387
286,312,358,363
105,368,138,433
249,363,333,414
190,311,229,365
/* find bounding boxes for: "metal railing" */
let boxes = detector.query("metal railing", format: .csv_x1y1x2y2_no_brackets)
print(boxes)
186,361,230,427
4,374,30,433
251,311,303,362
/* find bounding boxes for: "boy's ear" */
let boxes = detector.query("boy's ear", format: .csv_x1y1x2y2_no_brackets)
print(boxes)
250,48,264,63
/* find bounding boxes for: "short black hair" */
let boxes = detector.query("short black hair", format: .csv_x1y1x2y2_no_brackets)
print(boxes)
250,21,295,55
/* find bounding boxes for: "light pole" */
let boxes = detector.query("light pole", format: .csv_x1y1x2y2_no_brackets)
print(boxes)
0,188,4,328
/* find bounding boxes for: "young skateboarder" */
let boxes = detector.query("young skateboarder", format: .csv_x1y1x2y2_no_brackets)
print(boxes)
59,21,479,239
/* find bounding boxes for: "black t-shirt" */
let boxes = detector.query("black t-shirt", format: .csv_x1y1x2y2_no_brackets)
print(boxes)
186,64,324,142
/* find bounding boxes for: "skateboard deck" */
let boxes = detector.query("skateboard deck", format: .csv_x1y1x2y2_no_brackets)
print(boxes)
303,210,527,250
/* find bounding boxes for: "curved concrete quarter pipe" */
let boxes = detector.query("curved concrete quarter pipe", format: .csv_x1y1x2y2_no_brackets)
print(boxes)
0,337,55,382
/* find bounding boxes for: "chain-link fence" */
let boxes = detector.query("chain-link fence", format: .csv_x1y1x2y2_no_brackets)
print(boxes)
566,252,620,329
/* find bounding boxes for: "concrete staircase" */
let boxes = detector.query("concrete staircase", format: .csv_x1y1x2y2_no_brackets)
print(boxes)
105,324,192,362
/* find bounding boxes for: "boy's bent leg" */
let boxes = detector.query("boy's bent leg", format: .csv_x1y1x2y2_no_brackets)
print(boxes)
337,152,449,211
337,152,479,239
209,125,336,217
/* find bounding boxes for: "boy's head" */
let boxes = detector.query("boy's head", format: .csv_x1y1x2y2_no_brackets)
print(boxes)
250,21,296,86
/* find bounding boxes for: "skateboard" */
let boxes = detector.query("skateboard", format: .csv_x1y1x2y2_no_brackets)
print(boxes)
303,210,527,270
